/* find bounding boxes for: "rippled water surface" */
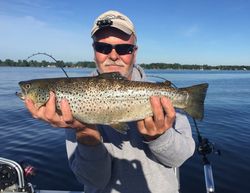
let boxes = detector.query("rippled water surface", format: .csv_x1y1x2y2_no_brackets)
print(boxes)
0,67,250,192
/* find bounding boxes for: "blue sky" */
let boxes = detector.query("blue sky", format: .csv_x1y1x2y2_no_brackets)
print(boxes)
0,0,249,65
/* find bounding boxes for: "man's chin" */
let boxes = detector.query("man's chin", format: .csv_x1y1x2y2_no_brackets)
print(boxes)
106,65,123,71
100,67,131,79
103,67,123,74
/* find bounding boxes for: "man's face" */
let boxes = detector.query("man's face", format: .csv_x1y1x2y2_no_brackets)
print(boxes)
93,28,137,80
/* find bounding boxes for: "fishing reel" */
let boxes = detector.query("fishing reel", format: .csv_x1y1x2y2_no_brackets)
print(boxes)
198,138,221,193
197,137,221,157
193,120,221,193
0,157,34,193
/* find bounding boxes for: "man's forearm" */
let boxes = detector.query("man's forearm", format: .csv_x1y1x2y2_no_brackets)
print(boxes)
65,129,112,189
147,113,195,167
71,142,112,189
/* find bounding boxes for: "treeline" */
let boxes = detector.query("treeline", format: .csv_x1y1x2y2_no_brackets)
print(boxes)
0,59,249,70
0,59,96,68
140,63,250,70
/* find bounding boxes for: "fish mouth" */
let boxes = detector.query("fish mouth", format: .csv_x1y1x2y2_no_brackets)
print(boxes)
17,82,28,101
16,91,25,100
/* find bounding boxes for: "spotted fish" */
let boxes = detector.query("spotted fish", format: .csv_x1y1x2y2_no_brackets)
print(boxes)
17,72,208,133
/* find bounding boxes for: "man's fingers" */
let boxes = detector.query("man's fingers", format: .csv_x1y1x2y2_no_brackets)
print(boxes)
150,96,165,129
137,117,156,135
137,120,147,134
61,98,74,124
161,97,175,118
24,91,85,129
25,98,39,118
44,92,57,121
161,97,176,126
143,116,155,131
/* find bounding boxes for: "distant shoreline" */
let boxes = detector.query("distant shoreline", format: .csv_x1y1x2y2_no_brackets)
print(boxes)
0,59,249,71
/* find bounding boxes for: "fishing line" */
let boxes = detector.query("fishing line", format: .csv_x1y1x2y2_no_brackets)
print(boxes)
193,118,203,143
146,75,178,88
25,52,69,78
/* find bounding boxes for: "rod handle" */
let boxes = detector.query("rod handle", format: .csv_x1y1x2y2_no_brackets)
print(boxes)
204,164,215,193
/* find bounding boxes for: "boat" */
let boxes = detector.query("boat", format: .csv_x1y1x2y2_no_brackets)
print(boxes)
0,157,84,193
0,157,180,193
0,146,215,193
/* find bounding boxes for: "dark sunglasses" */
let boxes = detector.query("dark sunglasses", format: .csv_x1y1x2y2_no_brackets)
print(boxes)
93,42,137,55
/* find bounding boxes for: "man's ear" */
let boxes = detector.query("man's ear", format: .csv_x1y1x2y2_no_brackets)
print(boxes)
132,46,138,64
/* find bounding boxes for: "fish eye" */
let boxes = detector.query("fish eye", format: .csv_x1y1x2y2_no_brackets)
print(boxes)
25,84,31,89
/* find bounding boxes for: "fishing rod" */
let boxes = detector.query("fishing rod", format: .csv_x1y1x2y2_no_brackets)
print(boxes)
25,52,69,78
193,118,221,193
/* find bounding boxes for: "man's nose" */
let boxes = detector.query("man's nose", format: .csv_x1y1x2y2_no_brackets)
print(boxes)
109,48,119,61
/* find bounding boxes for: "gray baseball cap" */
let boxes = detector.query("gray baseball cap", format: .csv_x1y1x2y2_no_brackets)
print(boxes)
91,10,136,37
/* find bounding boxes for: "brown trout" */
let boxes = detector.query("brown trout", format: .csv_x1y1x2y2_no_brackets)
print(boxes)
17,72,208,133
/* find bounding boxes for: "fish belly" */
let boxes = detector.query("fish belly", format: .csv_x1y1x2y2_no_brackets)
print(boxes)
72,94,153,124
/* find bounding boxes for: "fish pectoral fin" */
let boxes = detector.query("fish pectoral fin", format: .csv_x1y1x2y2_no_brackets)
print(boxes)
110,123,129,134
98,72,127,80
35,102,46,109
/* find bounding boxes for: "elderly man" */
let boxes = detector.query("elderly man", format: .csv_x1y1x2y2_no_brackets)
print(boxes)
25,10,195,193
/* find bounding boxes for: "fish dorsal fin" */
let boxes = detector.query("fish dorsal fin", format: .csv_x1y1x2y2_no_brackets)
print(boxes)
163,80,172,86
98,72,127,80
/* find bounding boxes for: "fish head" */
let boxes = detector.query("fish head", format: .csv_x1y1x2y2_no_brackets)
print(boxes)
17,80,50,108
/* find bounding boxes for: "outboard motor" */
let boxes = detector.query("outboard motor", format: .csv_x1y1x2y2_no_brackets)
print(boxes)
0,157,34,193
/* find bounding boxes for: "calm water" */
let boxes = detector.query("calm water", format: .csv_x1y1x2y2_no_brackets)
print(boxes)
0,67,250,193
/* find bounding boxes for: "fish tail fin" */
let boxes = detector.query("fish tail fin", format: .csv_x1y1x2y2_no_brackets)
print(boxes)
181,83,208,120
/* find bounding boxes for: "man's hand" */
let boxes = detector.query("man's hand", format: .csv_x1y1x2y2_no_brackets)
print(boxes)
137,96,176,141
25,91,101,146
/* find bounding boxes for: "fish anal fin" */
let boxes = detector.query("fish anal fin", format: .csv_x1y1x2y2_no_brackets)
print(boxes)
110,123,129,134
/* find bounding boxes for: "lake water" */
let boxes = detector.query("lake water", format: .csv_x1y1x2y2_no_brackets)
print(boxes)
0,67,250,193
